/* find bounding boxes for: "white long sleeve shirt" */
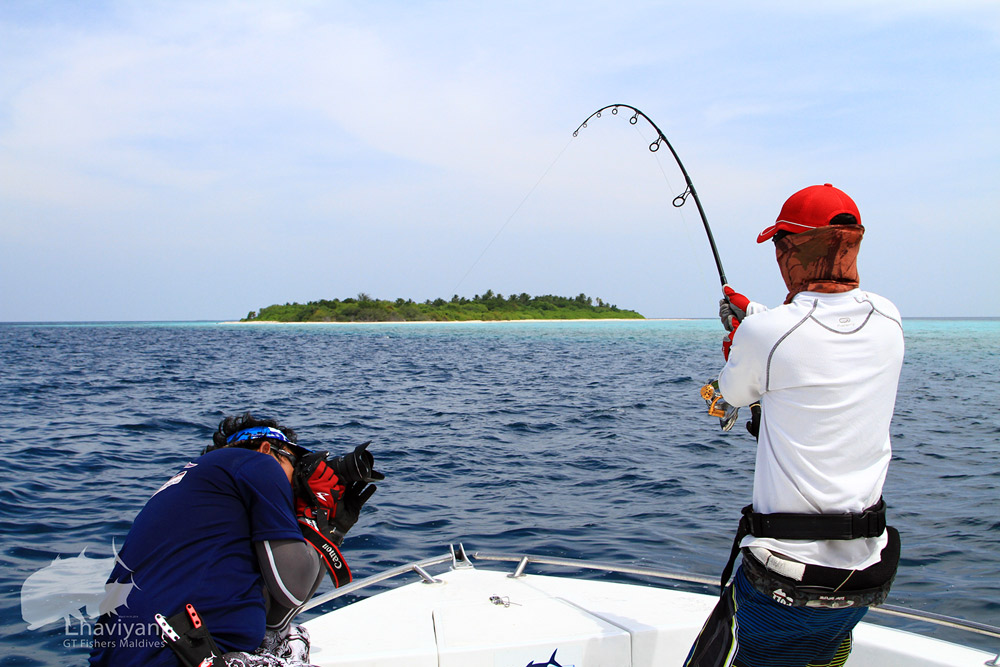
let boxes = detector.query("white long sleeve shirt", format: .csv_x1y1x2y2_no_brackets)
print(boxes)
718,289,904,569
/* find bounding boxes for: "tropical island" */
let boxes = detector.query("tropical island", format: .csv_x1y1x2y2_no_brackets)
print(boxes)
243,291,644,322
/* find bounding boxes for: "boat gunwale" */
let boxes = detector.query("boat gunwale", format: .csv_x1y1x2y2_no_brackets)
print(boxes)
301,546,1000,650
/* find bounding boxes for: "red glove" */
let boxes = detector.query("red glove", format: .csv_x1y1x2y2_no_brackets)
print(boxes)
294,455,345,518
719,285,751,332
720,286,751,361
723,330,736,361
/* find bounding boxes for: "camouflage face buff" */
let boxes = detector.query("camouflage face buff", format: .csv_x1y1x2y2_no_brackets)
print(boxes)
774,225,864,304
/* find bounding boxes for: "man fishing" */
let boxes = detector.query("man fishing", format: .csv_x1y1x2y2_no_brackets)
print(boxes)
89,413,383,667
685,184,904,667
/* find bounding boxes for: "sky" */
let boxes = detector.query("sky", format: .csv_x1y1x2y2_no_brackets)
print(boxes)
1,1,998,321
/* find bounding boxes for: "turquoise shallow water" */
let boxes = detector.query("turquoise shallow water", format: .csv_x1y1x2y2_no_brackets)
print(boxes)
0,318,998,664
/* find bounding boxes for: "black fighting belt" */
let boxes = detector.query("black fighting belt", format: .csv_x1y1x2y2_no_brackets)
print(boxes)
741,526,900,609
719,498,888,595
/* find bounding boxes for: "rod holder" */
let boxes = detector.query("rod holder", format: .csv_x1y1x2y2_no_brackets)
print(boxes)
509,556,529,578
412,564,441,584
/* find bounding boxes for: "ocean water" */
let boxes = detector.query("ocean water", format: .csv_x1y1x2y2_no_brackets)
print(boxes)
0,318,997,664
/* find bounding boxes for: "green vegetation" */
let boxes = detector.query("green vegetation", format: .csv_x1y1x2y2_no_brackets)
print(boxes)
243,291,644,322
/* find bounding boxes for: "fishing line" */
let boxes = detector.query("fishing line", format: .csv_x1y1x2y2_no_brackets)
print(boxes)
452,136,575,295
574,104,728,288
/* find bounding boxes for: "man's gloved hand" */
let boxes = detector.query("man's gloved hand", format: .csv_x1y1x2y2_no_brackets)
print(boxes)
293,451,345,518
720,285,752,361
719,285,751,332
326,442,385,484
723,331,736,361
330,481,378,537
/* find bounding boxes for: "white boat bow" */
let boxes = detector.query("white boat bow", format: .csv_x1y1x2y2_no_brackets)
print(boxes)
302,545,1000,667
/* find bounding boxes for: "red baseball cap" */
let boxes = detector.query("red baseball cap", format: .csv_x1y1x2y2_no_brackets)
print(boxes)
757,183,861,243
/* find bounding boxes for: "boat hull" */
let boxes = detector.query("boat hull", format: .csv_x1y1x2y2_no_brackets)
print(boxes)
304,566,995,666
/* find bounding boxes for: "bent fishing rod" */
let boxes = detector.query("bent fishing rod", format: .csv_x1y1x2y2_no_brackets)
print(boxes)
573,104,728,288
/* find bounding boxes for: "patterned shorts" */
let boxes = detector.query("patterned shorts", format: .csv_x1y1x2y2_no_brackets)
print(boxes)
222,625,315,667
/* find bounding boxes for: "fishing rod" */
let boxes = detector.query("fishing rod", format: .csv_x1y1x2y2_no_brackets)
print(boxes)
573,104,728,288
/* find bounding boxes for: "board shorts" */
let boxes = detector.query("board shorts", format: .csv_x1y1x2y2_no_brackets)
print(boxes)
683,564,867,667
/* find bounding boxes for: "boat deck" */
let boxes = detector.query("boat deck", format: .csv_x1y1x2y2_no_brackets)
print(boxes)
302,548,999,667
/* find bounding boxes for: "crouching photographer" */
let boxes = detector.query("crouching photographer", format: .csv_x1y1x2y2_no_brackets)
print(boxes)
89,413,385,667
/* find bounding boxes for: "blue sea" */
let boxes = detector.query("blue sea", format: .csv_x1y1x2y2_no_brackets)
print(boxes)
1,319,998,664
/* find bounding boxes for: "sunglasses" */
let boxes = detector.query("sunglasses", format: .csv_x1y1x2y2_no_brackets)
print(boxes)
270,446,298,467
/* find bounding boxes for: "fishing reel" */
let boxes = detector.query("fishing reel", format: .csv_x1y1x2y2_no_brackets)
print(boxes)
700,380,740,432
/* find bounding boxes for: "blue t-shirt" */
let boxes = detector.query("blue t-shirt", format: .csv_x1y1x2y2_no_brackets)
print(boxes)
89,448,303,666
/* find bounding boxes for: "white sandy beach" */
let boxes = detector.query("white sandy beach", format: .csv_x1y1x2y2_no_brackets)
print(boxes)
220,318,694,325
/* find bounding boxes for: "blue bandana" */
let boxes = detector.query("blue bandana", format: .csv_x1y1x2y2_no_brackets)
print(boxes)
226,426,292,445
